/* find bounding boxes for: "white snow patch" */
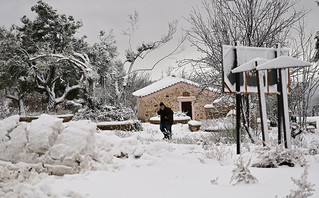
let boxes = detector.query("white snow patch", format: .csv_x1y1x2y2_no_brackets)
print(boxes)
150,114,191,121
204,104,214,108
1,116,319,198
188,120,201,126
256,56,311,70
0,115,20,141
27,114,63,154
231,57,268,73
226,109,236,117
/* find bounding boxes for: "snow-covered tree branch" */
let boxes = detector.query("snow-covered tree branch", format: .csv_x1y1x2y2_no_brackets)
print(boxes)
29,52,94,111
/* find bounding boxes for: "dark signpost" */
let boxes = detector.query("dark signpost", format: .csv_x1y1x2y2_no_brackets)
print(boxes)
222,44,310,153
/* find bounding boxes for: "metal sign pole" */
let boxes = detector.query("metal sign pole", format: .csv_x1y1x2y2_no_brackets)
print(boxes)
275,44,283,144
234,42,241,154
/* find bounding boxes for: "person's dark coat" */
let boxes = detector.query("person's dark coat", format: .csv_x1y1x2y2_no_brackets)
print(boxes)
157,106,174,125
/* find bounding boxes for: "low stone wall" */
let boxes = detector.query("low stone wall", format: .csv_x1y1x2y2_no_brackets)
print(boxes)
96,120,140,131
19,114,73,123
149,119,190,125
205,104,235,119
188,120,201,132
188,124,200,132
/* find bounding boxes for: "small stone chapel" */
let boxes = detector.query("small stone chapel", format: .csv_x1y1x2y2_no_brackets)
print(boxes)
132,76,220,122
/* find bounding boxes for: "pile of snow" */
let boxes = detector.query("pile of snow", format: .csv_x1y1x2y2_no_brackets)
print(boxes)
213,98,222,104
204,104,214,108
0,114,98,175
226,109,236,117
188,120,201,126
306,116,319,129
1,115,319,198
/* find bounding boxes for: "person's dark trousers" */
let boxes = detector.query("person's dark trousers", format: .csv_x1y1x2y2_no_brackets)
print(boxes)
160,123,172,139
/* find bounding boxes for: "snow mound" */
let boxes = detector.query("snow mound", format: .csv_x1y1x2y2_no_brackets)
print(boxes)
0,115,98,175
0,115,20,141
27,114,63,154
49,120,97,168
188,120,201,126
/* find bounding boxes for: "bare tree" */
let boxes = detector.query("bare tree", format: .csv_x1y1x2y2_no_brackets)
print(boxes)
289,21,319,128
183,0,306,141
121,11,185,104
183,0,306,89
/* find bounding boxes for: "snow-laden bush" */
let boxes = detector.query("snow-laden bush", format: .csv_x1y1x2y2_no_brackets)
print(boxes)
230,157,258,185
252,145,307,168
284,166,315,198
172,135,203,145
201,118,237,144
201,117,235,131
210,177,219,185
308,140,319,155
203,142,234,165
174,111,188,117
74,105,135,121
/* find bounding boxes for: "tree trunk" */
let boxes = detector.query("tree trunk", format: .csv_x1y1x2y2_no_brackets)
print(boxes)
47,95,56,112
19,99,26,116
6,95,26,116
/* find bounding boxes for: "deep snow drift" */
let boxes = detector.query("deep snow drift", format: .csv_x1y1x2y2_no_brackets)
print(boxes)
0,115,319,198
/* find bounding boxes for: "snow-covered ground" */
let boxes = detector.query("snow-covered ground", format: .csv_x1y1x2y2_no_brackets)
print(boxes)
1,115,319,198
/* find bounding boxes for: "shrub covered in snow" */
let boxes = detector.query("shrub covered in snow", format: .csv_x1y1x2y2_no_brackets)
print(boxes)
284,166,315,198
308,140,319,155
252,145,306,168
230,157,258,185
74,105,135,121
201,117,235,132
204,143,234,165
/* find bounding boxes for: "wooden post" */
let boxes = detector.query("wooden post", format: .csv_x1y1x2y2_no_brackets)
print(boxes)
234,42,241,154
280,68,291,149
277,74,283,144
275,44,283,144
256,65,269,145
246,95,250,129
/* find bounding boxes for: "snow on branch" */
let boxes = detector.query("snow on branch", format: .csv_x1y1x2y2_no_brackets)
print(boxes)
28,52,92,111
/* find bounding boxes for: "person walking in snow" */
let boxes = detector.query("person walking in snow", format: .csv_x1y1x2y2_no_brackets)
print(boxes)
157,102,173,140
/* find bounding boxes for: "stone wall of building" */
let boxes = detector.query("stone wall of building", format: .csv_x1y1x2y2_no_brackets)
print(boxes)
136,82,216,122
205,96,235,119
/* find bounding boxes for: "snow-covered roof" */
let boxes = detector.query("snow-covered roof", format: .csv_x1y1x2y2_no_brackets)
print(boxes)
256,56,311,70
231,58,268,73
133,76,212,97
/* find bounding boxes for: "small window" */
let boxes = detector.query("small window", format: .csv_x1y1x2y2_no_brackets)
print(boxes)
183,92,190,96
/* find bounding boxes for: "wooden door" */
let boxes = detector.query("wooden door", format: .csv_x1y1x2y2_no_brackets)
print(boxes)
182,102,192,119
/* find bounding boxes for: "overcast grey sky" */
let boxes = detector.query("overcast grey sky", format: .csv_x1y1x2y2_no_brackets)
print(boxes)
0,0,318,80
